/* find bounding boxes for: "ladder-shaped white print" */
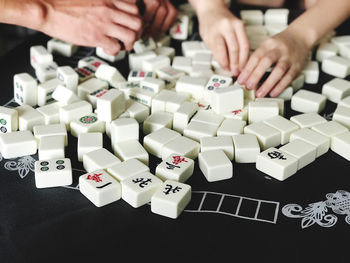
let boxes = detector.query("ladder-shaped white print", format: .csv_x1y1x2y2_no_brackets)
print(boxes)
185,191,280,224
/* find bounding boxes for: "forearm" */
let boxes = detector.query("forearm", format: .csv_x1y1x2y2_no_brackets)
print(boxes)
286,0,350,48
188,0,227,14
0,0,46,31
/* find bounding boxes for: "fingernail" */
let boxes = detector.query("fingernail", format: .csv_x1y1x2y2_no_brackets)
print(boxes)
232,68,240,77
237,74,246,84
256,90,263,98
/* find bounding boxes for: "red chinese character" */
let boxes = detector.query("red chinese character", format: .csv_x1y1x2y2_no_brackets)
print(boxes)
232,109,242,115
96,90,108,98
197,102,206,108
92,61,102,68
87,173,103,183
139,71,145,77
175,25,182,34
172,155,187,165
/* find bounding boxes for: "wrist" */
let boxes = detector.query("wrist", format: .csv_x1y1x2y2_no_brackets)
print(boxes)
285,23,318,50
0,0,48,31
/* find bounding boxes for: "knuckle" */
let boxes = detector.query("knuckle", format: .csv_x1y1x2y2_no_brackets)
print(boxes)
133,17,143,31
277,62,289,72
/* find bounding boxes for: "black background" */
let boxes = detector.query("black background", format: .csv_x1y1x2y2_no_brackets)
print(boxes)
1,3,350,263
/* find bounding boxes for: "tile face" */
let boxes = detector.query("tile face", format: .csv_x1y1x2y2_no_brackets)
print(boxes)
200,136,234,160
203,74,233,103
35,158,72,188
70,113,105,137
291,90,327,113
77,133,103,162
244,122,281,150
331,131,350,161
56,66,79,92
143,127,181,158
83,148,121,172
211,86,244,115
279,139,317,170
290,113,327,129
36,102,60,125
0,106,18,133
175,76,208,100
256,147,298,181
97,89,126,122
107,158,150,181
52,85,80,105
79,169,121,207
59,101,92,130
232,134,260,163
121,172,163,208
33,123,68,146
0,130,37,158
151,180,192,219
37,78,63,106
16,105,45,131
198,149,233,182
156,154,194,183
110,117,139,144
190,110,224,127
290,128,330,157
173,101,198,133
161,136,200,160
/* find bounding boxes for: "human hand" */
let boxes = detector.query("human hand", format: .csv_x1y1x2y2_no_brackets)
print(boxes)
196,3,250,76
237,29,310,97
142,0,178,37
38,0,143,55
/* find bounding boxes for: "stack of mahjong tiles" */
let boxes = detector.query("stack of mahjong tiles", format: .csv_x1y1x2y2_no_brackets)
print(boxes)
3,5,350,219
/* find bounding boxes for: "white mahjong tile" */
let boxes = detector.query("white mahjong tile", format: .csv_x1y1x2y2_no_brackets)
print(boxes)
232,134,260,163
35,61,58,83
113,139,149,165
240,10,264,25
110,117,139,144
52,85,80,105
155,46,175,59
125,99,150,123
151,90,175,113
198,149,233,182
322,56,350,78
121,172,163,208
278,86,294,101
38,135,65,160
77,78,108,100
35,158,72,188
217,119,246,137
248,101,279,124
156,66,185,81
156,154,194,183
30,45,53,69
316,43,338,62
143,111,173,135
75,66,95,83
222,107,249,121
143,127,181,158
263,115,299,145
140,77,165,93
107,158,150,181
56,66,79,92
78,56,105,71
211,86,244,115
279,139,317,170
33,123,68,146
311,121,348,139
338,95,350,108
331,131,350,161
0,130,37,159
291,74,305,92
59,101,92,130
332,105,350,129
290,112,327,129
47,38,78,57
36,102,61,125
290,128,330,157
181,41,206,58
128,70,156,82
13,73,37,106
172,56,192,74
200,136,234,160
79,169,121,207
322,78,350,103
0,106,18,134
96,47,126,63
16,105,45,131
244,122,281,150
142,55,171,72
190,110,224,127
302,61,319,84
37,78,63,106
175,76,208,100
77,132,103,162
97,89,125,122
133,37,156,53
165,92,190,113
129,51,157,70
83,148,121,172
203,74,233,104
95,64,125,88
183,121,218,142
291,90,327,113
173,101,198,133
256,147,298,181
254,97,285,116
264,8,289,25
129,87,155,107
151,180,192,219
170,13,190,40
161,136,200,160
70,113,105,137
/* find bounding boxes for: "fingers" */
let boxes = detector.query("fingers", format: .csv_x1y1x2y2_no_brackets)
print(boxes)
255,60,290,97
146,0,167,37
237,49,264,86
210,36,230,72
143,0,160,26
234,21,250,71
269,68,296,97
112,0,139,15
110,10,143,32
105,23,137,50
100,37,122,55
160,0,178,33
223,24,239,76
